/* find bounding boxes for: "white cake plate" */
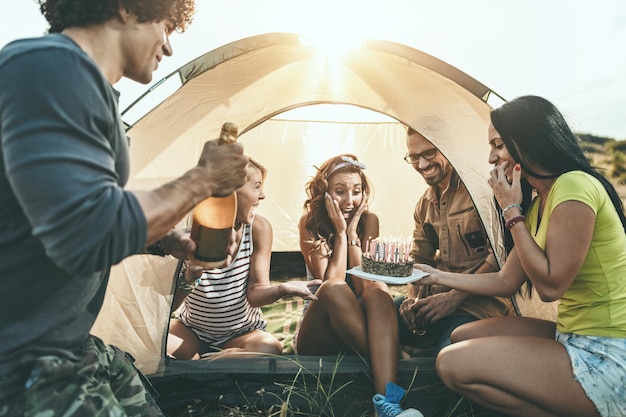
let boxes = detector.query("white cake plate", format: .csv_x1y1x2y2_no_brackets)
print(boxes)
346,266,429,285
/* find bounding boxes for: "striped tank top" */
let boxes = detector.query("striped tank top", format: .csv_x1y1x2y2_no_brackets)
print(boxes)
178,223,266,346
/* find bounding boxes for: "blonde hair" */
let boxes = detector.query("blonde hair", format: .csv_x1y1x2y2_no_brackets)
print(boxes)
247,157,267,182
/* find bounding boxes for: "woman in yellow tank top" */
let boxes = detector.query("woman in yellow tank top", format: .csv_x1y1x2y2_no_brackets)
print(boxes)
415,95,626,417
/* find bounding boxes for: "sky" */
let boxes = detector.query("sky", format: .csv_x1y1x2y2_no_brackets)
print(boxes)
3,0,626,139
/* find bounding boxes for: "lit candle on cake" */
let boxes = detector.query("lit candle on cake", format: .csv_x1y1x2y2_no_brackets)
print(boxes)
360,236,414,277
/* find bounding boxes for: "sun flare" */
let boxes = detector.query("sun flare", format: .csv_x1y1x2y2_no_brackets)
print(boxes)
295,0,371,60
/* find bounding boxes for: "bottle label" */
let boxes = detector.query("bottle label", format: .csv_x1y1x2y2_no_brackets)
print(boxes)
194,226,232,262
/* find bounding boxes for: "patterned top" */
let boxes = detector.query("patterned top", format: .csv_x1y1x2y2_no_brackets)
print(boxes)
178,223,267,346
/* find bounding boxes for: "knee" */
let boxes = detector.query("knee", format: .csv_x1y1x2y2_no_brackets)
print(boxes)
258,338,283,355
361,283,392,305
241,332,283,355
449,326,465,344
450,321,478,343
435,345,461,390
167,320,201,360
264,335,283,354
315,279,352,303
361,285,395,317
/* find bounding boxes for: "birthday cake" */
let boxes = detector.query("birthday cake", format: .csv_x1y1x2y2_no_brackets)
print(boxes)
360,238,414,277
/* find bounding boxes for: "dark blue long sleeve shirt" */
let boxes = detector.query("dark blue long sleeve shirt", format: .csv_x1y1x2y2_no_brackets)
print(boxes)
0,34,147,374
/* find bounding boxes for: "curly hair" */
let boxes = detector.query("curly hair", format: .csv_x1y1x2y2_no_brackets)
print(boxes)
38,0,195,34
302,154,372,251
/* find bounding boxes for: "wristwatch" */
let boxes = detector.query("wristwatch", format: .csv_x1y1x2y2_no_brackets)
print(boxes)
146,241,167,256
348,239,361,247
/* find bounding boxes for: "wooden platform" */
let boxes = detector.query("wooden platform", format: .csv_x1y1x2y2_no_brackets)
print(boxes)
149,355,506,417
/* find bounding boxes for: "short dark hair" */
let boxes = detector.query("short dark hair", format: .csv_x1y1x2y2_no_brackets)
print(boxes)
38,0,195,33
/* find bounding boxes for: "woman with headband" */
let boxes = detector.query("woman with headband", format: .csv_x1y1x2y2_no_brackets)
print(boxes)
294,154,422,417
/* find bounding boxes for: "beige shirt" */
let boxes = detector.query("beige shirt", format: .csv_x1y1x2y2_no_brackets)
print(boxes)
412,171,514,319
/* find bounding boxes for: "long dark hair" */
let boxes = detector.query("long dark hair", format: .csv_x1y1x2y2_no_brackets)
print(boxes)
491,95,626,233
492,95,626,297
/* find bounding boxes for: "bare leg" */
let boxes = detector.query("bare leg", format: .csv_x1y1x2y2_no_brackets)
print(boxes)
437,319,600,417
361,281,400,395
167,318,202,359
221,330,282,354
296,279,369,355
451,316,556,343
297,279,402,396
196,330,283,359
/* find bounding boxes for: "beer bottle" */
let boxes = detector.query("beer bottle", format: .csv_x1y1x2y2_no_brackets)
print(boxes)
189,122,239,268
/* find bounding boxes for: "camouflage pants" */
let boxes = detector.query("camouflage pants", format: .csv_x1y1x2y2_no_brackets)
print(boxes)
0,335,163,417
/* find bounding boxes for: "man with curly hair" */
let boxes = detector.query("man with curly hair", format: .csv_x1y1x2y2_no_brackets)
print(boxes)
0,1,249,415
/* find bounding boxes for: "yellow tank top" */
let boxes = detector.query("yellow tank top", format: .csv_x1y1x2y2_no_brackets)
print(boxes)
526,171,626,337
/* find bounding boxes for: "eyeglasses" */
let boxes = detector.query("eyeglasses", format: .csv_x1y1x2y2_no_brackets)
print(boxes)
403,148,438,164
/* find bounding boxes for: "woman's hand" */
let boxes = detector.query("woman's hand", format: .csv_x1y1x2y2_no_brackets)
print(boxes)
325,192,347,234
346,192,368,238
412,263,438,286
278,279,323,301
488,162,523,209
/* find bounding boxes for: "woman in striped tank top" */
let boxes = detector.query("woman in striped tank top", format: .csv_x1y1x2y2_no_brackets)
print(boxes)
167,158,321,359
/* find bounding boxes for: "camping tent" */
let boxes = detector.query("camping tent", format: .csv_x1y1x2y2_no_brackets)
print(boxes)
91,32,556,376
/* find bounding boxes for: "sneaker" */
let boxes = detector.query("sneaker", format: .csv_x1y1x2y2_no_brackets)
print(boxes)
372,382,424,417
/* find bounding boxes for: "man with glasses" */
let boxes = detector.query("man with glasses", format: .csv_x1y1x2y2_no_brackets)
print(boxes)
396,127,514,356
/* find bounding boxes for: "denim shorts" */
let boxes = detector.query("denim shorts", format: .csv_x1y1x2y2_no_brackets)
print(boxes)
556,330,626,417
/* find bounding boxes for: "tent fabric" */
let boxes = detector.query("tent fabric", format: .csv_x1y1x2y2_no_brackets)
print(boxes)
91,32,556,374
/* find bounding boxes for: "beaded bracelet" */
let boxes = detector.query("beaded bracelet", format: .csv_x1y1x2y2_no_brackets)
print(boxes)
177,277,197,294
505,215,526,230
176,262,199,294
501,204,523,219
